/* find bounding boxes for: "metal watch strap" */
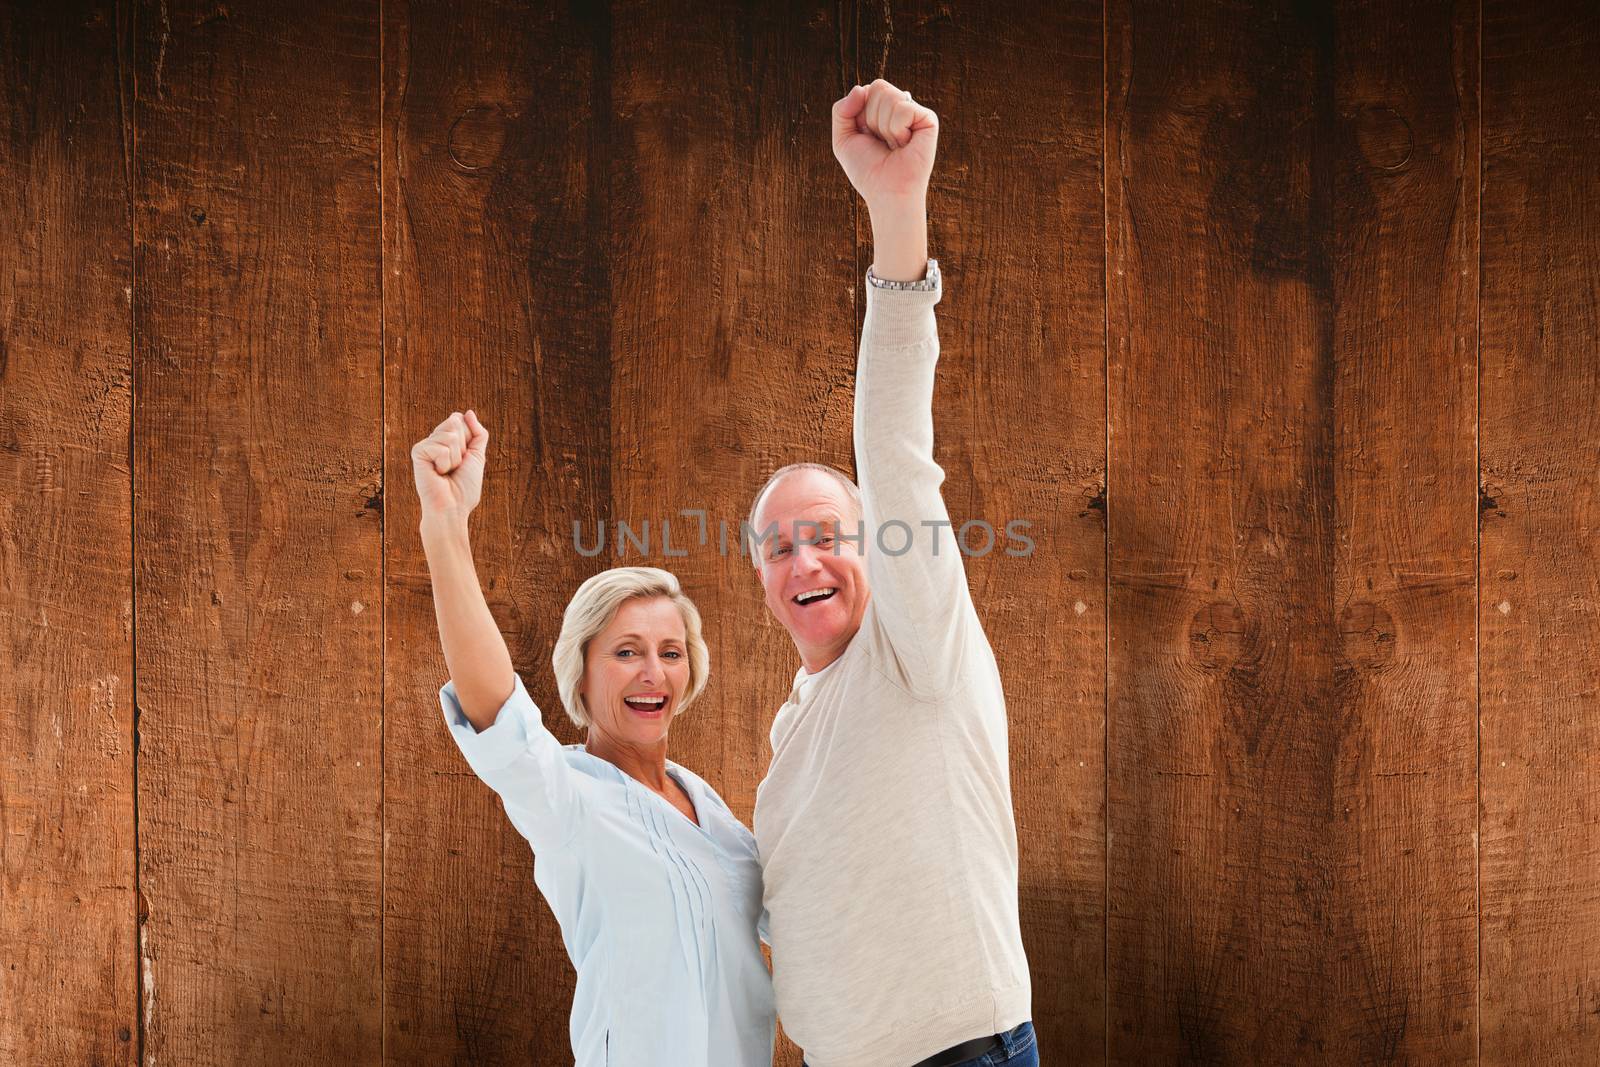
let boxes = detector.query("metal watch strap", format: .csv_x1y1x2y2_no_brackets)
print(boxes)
866,257,940,291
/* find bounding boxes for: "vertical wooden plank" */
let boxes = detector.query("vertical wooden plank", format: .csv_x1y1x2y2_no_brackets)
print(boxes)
1107,0,1477,1060
0,2,137,1063
133,1,383,1061
381,1,610,1060
1481,2,1600,1061
857,2,1108,1060
1330,2,1479,1061
603,2,854,1061
1107,2,1327,1052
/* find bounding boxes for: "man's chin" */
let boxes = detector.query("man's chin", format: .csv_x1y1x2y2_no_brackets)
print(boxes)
787,611,852,653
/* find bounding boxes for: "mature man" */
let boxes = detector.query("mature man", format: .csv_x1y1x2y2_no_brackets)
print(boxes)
748,80,1035,1067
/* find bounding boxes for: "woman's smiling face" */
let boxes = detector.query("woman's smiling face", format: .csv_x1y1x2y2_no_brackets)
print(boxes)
580,596,692,748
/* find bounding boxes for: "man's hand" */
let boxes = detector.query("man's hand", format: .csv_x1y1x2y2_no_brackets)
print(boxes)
831,79,938,214
411,410,489,523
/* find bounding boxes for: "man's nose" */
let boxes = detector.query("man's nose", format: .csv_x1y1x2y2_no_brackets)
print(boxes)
789,542,826,574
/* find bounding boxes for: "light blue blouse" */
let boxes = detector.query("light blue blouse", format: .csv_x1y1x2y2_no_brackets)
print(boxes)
441,674,776,1066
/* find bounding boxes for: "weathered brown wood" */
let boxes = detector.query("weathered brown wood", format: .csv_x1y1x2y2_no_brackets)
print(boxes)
4,1,1599,1060
1327,3,1480,1061
1106,1,1478,1060
857,2,1109,1060
1480,2,1600,1062
132,0,383,1061
0,2,137,1063
603,4,857,1061
380,0,611,1060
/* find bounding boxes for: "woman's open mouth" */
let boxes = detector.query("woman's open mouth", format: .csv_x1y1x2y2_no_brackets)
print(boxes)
623,694,668,717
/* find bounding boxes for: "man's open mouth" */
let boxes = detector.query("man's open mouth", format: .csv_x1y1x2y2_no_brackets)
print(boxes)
792,587,838,606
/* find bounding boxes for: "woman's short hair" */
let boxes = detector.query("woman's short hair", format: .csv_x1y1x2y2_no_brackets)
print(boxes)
551,566,710,729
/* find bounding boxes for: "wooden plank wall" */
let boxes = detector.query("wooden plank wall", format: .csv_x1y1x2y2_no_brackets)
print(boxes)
131,0,385,1062
0,2,137,1063
1479,0,1600,1062
1105,0,1478,1060
1,1,1596,1064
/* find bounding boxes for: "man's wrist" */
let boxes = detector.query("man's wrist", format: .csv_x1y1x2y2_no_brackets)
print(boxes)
867,257,939,292
866,200,929,283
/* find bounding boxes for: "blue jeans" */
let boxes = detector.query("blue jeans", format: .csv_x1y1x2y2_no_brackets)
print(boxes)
949,1021,1037,1067
803,1021,1038,1067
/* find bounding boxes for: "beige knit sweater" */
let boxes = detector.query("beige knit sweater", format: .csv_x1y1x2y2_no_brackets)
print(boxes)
753,264,1033,1067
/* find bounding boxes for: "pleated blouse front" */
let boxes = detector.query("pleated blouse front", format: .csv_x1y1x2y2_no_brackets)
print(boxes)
441,674,776,1066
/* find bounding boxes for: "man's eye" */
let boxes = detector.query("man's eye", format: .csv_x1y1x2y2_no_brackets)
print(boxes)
818,536,834,546
771,545,790,559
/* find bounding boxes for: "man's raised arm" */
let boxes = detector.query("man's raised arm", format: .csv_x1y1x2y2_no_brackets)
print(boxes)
832,81,976,692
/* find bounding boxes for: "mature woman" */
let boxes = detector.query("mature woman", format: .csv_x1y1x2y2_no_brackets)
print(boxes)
412,408,775,1066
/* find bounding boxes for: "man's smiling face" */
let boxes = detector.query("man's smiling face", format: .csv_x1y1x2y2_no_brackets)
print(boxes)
752,468,870,673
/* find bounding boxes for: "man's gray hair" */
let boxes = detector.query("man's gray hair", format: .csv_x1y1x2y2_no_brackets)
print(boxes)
746,462,863,565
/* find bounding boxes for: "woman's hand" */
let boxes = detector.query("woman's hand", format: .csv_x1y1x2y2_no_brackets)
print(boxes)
411,410,489,522
830,79,938,212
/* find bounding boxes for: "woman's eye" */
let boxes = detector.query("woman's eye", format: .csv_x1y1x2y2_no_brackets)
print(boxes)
663,650,682,659
616,649,635,658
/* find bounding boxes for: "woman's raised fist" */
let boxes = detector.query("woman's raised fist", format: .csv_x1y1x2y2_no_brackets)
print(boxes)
411,409,489,521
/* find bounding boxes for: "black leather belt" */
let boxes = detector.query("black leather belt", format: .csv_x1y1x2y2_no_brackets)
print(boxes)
910,1032,1002,1067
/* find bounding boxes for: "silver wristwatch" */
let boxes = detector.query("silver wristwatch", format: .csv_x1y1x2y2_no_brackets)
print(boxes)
866,257,940,292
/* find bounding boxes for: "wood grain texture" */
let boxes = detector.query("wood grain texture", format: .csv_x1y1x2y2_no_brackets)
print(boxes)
4,1,1600,1061
1106,1,1477,1060
1480,1,1600,1062
603,3,856,1061
857,1,1109,1060
1327,3,1479,1061
0,2,137,1063
132,1,383,1061
381,0,611,1060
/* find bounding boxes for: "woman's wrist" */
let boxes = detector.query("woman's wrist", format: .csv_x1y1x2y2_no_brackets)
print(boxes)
420,509,473,549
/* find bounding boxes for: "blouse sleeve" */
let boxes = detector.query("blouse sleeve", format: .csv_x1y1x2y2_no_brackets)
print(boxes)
441,672,584,851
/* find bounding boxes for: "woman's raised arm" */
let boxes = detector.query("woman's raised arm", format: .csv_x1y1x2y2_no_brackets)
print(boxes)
413,410,515,730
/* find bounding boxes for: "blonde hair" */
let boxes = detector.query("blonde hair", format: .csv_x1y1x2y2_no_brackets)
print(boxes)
551,567,710,729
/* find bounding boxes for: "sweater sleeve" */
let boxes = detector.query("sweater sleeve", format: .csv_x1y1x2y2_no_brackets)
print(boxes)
853,259,976,696
441,672,584,851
